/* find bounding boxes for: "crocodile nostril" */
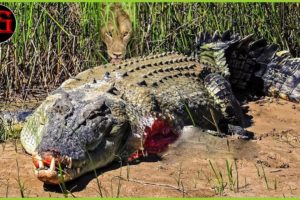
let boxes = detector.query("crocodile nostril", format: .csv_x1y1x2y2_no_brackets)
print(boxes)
52,101,73,117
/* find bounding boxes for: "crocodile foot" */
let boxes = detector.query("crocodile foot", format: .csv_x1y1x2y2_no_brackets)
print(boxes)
227,124,253,140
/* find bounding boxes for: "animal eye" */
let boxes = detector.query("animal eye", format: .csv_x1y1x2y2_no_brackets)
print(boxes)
106,31,113,38
123,32,129,38
87,111,100,120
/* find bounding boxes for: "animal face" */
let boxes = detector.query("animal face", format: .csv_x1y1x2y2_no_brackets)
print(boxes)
28,87,130,184
100,4,132,63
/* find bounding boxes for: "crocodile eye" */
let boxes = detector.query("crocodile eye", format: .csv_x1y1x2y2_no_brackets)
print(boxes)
83,104,111,120
87,110,100,120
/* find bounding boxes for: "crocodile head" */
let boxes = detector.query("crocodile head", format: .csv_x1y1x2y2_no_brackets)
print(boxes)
23,87,130,184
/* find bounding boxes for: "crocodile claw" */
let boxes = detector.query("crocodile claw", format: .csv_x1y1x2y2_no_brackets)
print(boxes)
227,124,253,140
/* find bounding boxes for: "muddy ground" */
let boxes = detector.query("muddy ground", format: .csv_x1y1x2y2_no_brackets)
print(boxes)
0,97,300,197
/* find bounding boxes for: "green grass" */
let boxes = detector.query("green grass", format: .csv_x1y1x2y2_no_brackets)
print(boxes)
260,162,270,191
57,162,70,198
0,117,23,143
15,159,26,198
208,160,225,195
0,3,299,101
86,151,104,197
208,159,240,195
256,162,276,191
183,101,196,127
226,159,235,191
234,159,239,192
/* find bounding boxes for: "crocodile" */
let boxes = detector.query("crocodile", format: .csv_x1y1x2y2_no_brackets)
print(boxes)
197,31,300,102
20,53,246,184
20,32,299,184
4,32,298,132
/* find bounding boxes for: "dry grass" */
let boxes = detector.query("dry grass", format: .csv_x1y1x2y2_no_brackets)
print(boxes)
0,3,299,102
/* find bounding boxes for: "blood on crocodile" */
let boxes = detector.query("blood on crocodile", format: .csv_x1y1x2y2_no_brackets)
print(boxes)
128,119,179,161
33,150,61,169
33,120,180,165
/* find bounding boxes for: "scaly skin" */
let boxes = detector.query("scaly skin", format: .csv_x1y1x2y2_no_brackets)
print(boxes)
21,51,244,184
198,31,300,102
262,52,300,102
20,32,300,184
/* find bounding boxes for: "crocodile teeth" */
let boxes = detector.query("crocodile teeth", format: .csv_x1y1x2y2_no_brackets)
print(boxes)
36,155,44,169
50,158,55,171
38,160,44,168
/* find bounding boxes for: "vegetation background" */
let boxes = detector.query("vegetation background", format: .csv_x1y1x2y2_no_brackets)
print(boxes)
0,3,299,102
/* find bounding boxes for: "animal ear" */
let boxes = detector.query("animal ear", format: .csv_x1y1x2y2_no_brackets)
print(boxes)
101,3,125,22
101,3,112,13
110,3,130,19
110,3,123,12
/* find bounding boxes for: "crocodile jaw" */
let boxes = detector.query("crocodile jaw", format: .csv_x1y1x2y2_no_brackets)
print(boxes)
24,90,130,184
32,153,78,184
32,152,107,184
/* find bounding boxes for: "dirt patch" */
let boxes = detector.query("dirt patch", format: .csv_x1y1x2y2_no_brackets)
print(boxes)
0,97,300,197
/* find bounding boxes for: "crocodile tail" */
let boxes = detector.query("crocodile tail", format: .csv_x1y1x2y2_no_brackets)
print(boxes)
196,30,239,79
217,32,300,102
262,52,300,102
198,31,276,91
198,30,300,102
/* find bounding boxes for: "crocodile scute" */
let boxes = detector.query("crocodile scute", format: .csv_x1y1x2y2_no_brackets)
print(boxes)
20,31,300,184
198,31,300,102
20,50,246,184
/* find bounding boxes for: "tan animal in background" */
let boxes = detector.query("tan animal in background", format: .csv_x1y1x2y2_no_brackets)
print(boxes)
100,3,133,63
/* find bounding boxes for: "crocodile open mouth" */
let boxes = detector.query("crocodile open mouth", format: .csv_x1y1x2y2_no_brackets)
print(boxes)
32,152,79,184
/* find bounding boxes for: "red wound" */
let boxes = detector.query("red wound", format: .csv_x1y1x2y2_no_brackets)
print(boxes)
128,119,179,161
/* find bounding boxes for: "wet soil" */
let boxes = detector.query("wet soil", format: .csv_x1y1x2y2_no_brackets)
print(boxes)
0,97,300,197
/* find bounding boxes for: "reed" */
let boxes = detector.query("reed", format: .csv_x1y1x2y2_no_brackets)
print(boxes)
0,3,299,102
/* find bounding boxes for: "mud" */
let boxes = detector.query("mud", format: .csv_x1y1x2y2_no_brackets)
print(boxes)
0,97,300,197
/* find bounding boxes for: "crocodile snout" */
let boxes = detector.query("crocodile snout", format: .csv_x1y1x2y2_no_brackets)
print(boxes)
32,151,75,184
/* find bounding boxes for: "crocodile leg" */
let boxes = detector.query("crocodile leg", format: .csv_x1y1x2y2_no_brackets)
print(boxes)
203,73,251,139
